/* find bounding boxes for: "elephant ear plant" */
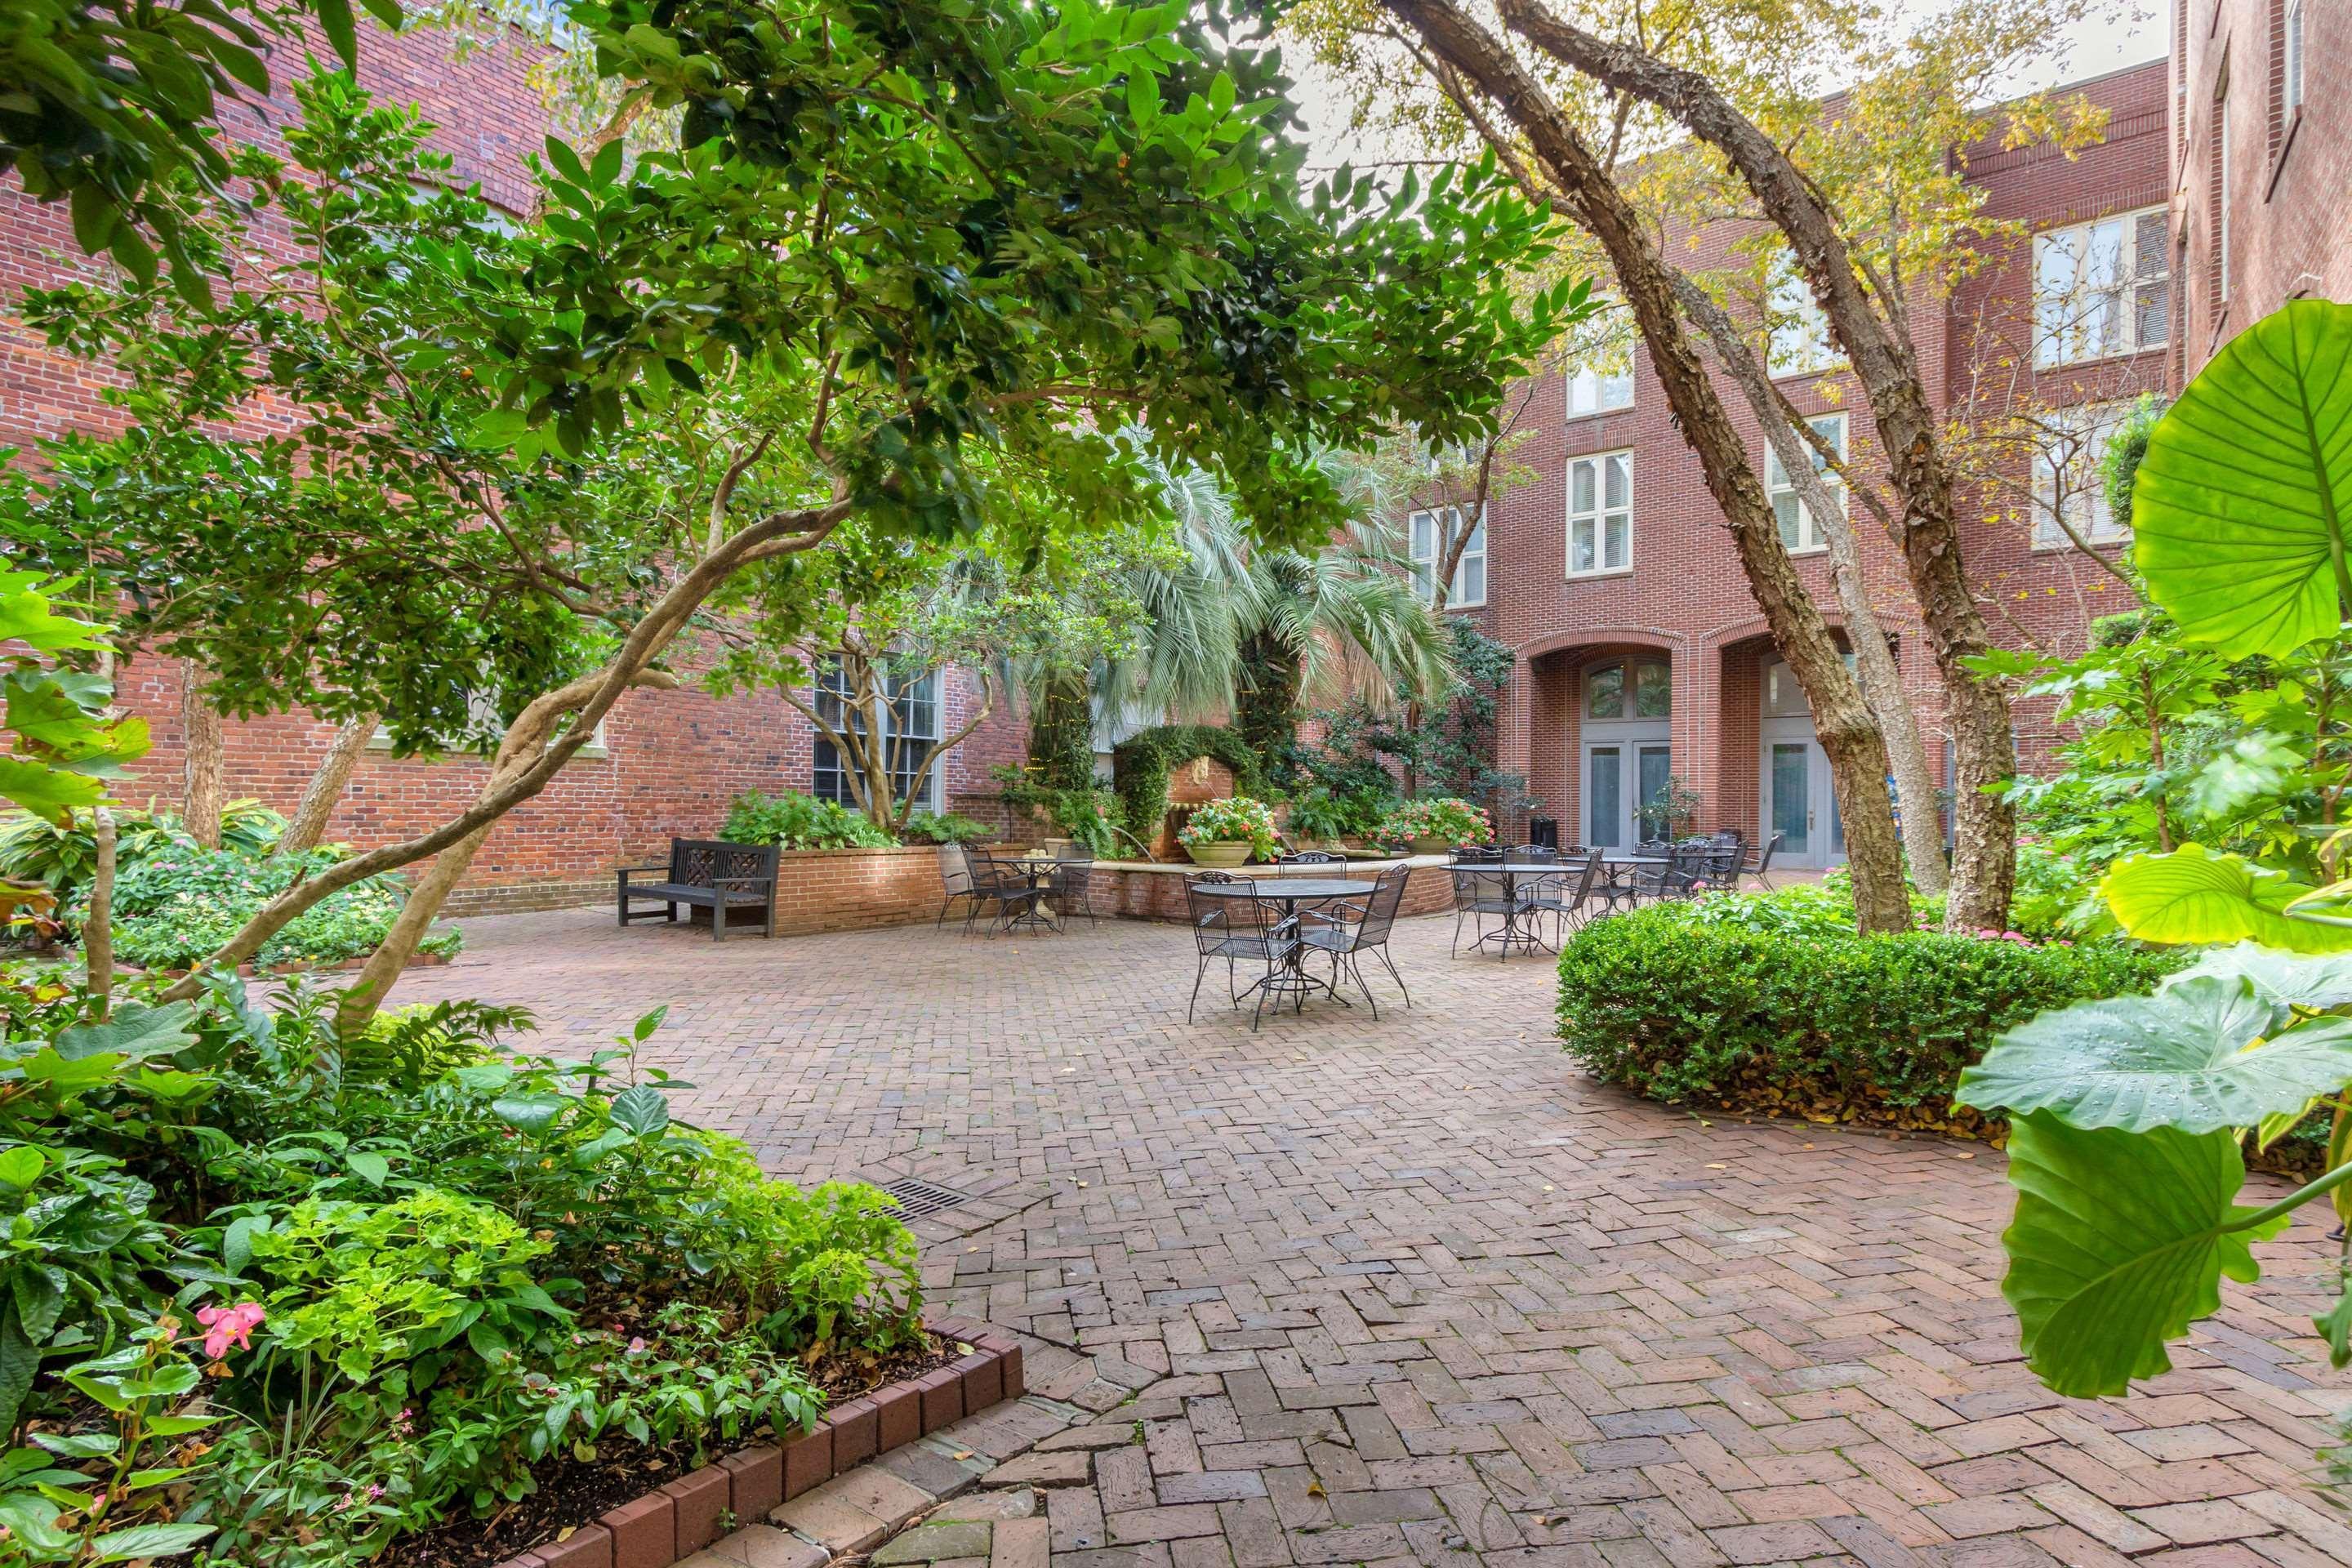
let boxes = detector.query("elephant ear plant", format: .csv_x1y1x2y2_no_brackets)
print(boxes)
1955,301,2352,1404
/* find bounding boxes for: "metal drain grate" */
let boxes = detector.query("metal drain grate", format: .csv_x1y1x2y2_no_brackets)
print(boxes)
878,1177,971,1219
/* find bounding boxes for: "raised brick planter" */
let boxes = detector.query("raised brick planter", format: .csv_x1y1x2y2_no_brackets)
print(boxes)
488,1320,1021,1568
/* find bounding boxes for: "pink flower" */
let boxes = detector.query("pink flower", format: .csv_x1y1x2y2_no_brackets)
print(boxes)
1975,928,2002,940
197,1302,265,1360
627,1336,648,1355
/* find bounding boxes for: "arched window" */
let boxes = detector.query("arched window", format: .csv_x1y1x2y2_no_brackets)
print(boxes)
1586,660,1669,720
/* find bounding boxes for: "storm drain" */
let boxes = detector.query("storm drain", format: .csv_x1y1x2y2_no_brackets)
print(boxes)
878,1176,972,1219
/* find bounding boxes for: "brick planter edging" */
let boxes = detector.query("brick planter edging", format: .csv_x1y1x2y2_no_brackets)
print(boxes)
494,1319,1022,1568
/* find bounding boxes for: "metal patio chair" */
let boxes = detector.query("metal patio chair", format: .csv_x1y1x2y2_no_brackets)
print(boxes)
1184,872,1300,1031
1301,863,1413,1018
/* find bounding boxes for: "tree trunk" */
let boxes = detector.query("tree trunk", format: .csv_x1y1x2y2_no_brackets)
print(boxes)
1492,0,2011,930
334,832,483,1035
180,673,225,849
1031,671,1097,792
278,715,375,858
84,806,116,1019
1671,276,1948,894
1235,631,1302,783
1382,0,1910,933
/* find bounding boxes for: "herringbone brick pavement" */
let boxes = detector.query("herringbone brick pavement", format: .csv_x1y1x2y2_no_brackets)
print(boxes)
401,908,2352,1568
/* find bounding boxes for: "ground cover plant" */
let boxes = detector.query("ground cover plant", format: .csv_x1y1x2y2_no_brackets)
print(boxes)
0,976,925,1568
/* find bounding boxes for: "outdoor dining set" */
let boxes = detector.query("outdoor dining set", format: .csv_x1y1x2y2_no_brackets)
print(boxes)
935,844,1099,937
1445,830,1780,961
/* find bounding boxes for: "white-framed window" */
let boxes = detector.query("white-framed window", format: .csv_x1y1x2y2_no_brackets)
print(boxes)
813,661,941,812
1405,505,1486,608
1566,301,1635,416
1566,451,1633,577
2033,403,2132,548
2034,207,2172,366
2287,0,2306,115
1766,413,1847,554
1766,264,1836,377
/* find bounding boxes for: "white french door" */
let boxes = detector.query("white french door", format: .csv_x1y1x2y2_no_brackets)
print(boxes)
1583,740,1673,849
1759,732,1844,870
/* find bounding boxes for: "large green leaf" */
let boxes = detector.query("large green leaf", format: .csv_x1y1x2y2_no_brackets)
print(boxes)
2100,844,2352,952
52,1003,196,1062
1999,1111,2286,1397
2134,300,2352,657
2166,942,2352,1007
1958,975,2352,1133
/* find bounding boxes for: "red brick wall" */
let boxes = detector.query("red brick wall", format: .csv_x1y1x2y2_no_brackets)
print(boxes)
2176,0,2351,377
1,21,1027,911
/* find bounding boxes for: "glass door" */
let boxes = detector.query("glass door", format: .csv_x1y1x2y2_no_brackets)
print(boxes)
1762,737,1846,868
1586,744,1623,848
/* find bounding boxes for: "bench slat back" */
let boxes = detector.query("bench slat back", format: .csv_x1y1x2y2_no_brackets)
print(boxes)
670,839,779,886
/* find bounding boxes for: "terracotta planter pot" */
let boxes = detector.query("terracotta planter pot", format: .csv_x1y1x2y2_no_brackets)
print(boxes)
1186,840,1254,868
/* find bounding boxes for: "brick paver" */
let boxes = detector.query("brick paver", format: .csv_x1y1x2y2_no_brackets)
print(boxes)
403,908,2352,1568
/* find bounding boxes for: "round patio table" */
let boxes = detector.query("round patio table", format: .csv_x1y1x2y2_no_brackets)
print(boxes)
989,855,1071,935
1189,877,1373,1011
1454,861,1585,957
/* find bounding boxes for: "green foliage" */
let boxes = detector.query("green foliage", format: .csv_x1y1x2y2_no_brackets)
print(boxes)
0,974,923,1566
2134,301,2352,659
99,848,459,971
0,799,285,899
722,791,896,852
1557,896,2183,1133
1281,788,1379,844
0,0,390,307
1993,1112,2285,1398
901,811,988,847
0,574,149,829
1175,796,1281,860
2100,393,2166,536
1027,679,1098,795
1633,775,1701,842
1108,726,1266,847
1301,620,1528,817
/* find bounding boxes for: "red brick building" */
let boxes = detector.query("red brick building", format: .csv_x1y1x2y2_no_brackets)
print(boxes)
1415,30,2338,874
0,22,1027,914
5,16,2343,902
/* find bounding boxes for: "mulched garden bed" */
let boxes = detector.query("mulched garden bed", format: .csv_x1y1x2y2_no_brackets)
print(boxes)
381,1330,967,1568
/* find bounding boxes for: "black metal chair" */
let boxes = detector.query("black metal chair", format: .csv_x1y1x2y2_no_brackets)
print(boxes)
1184,872,1299,1031
1742,832,1784,890
1051,849,1096,929
1276,850,1347,874
936,844,976,929
1636,843,1707,902
962,847,1047,937
1301,864,1413,1018
1450,862,1517,958
1523,848,1604,946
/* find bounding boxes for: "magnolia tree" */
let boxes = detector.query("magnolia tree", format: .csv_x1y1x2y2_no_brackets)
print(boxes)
9,0,1576,1028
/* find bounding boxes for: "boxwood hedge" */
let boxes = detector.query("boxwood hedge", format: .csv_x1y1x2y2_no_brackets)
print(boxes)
1556,900,2186,1138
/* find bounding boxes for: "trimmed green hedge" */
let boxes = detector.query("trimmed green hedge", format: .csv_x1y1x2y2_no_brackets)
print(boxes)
1556,902,2185,1137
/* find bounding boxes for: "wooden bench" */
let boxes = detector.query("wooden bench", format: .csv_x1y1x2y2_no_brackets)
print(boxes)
616,840,779,941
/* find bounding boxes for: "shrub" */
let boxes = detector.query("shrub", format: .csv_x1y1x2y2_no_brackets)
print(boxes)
1377,795,1491,847
1107,725,1267,844
723,790,897,850
103,847,459,971
0,798,287,899
902,810,988,845
1557,896,2185,1135
1176,796,1280,858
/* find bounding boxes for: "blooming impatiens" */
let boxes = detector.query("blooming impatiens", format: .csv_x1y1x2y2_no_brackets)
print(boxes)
1377,796,1493,848
1177,796,1281,860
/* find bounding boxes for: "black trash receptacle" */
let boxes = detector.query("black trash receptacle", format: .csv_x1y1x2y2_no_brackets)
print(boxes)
1528,817,1560,849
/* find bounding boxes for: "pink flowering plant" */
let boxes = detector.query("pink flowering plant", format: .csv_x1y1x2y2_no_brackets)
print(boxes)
1376,796,1492,848
1176,796,1281,859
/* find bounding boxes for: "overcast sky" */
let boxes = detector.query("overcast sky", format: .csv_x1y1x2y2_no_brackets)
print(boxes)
1287,1,2167,168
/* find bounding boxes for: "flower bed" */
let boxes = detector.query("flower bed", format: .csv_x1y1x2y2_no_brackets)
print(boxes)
1374,796,1490,849
0,981,947,1568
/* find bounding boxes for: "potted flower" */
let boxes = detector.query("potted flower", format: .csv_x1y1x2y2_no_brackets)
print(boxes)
1178,796,1281,867
1378,797,1493,856
1281,789,1353,852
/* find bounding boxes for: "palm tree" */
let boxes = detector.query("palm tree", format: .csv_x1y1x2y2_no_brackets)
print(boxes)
1102,443,1454,767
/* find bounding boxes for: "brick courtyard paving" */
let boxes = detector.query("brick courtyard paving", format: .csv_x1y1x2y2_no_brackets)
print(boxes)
402,907,2352,1568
